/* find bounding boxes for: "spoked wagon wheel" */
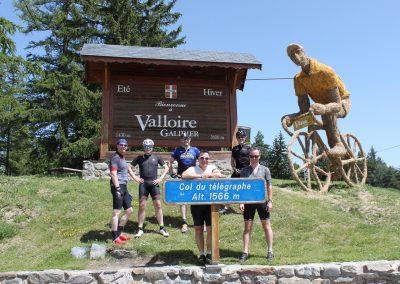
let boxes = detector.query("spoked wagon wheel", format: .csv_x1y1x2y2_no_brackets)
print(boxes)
287,131,332,192
338,133,368,187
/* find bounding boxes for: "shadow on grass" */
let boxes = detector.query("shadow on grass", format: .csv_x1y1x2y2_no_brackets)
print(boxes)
80,230,109,243
146,215,190,229
138,249,199,267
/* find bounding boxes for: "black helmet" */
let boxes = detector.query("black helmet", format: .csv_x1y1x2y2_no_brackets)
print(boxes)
236,130,246,138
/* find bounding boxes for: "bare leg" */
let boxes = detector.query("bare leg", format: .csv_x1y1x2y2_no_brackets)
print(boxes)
261,219,273,251
153,199,163,226
111,209,121,231
242,220,253,254
137,199,147,228
194,226,205,254
119,207,133,227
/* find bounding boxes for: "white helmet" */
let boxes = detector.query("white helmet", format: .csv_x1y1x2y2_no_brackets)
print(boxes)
143,139,154,147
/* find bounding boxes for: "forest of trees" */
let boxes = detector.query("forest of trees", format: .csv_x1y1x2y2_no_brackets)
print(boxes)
1,1,399,190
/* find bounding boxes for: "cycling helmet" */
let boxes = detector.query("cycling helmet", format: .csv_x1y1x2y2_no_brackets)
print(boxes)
236,130,247,138
143,138,154,147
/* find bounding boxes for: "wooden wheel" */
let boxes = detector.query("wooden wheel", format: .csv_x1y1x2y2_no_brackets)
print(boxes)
338,133,368,187
287,131,332,192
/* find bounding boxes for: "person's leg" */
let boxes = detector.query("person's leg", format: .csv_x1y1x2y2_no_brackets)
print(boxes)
180,204,188,233
137,199,147,228
194,226,205,254
261,219,273,252
153,199,163,226
242,220,253,254
111,209,121,240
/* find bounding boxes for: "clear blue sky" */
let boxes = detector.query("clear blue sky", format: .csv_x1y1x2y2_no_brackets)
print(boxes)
1,0,399,168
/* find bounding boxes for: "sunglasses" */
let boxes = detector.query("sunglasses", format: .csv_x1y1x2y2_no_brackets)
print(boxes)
199,157,209,160
118,144,128,147
249,155,260,159
143,145,153,149
237,136,246,139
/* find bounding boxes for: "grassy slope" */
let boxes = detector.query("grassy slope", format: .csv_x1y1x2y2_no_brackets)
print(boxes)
0,176,399,272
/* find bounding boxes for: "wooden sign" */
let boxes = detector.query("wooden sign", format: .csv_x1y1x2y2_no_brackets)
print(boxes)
111,77,229,146
293,113,315,131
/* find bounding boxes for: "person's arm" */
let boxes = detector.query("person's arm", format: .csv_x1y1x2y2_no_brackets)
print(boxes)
181,167,198,179
153,159,169,185
111,170,119,189
128,165,143,183
168,156,176,176
211,168,222,178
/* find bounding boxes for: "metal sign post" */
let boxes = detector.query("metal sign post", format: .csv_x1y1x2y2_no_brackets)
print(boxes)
164,178,266,264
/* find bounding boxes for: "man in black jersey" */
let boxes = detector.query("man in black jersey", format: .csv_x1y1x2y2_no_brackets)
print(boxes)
131,139,170,237
220,130,251,214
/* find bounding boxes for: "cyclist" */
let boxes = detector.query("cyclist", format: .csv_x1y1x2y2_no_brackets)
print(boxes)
169,133,200,233
131,139,170,237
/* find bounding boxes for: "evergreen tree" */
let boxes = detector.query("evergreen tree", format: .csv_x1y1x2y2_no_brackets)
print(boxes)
269,131,291,179
0,17,31,175
367,147,400,189
97,0,185,47
251,131,270,167
15,0,185,172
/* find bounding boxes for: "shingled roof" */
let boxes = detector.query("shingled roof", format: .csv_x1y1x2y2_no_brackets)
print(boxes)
80,44,262,70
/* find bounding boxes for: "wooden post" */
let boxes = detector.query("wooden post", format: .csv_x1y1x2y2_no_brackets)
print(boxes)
211,204,220,264
100,63,110,160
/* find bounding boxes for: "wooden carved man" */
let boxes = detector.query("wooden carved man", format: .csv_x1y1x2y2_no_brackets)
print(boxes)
284,43,351,157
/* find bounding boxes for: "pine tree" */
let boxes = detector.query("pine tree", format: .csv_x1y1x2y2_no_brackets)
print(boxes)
15,0,185,172
251,131,270,167
269,132,291,179
0,17,31,175
97,0,185,47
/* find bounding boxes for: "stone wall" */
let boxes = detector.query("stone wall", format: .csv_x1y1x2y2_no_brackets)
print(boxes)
1,260,400,284
82,151,233,180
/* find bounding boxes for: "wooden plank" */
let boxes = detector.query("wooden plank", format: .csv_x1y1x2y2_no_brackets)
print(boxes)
100,63,110,159
211,204,220,264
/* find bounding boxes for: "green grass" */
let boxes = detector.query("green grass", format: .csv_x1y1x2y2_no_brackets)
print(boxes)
0,175,400,272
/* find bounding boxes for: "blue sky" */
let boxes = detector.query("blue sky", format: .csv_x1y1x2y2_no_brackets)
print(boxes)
1,0,399,167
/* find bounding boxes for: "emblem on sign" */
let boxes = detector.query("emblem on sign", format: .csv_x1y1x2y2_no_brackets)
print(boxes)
165,84,177,99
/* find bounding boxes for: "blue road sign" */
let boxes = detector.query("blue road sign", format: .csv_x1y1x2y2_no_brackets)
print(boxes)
163,178,266,205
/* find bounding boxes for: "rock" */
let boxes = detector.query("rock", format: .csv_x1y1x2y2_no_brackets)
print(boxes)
90,243,106,259
71,246,88,259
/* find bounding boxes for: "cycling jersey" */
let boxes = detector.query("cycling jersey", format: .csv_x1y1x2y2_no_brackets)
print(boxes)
171,146,200,175
131,154,165,181
232,144,251,173
109,152,129,184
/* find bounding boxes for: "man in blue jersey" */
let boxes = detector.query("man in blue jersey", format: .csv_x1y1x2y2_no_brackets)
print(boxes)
169,133,200,233
109,138,139,245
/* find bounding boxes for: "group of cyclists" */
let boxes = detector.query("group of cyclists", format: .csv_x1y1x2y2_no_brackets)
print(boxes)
108,130,274,263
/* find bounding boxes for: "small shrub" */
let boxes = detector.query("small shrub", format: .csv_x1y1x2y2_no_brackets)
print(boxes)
0,222,18,239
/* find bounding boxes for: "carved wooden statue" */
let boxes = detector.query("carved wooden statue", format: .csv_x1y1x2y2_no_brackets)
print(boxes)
284,44,351,158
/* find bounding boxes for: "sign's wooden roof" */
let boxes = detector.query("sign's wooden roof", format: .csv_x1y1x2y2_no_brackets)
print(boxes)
81,44,262,70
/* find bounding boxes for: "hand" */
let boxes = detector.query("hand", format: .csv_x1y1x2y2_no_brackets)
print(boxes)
310,103,326,115
267,201,273,212
135,177,144,184
283,115,293,127
115,190,123,200
152,178,161,186
239,204,245,212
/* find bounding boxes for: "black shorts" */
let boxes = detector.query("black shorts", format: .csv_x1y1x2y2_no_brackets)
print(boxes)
231,171,241,178
190,205,211,227
139,181,161,200
243,203,270,221
110,183,132,210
